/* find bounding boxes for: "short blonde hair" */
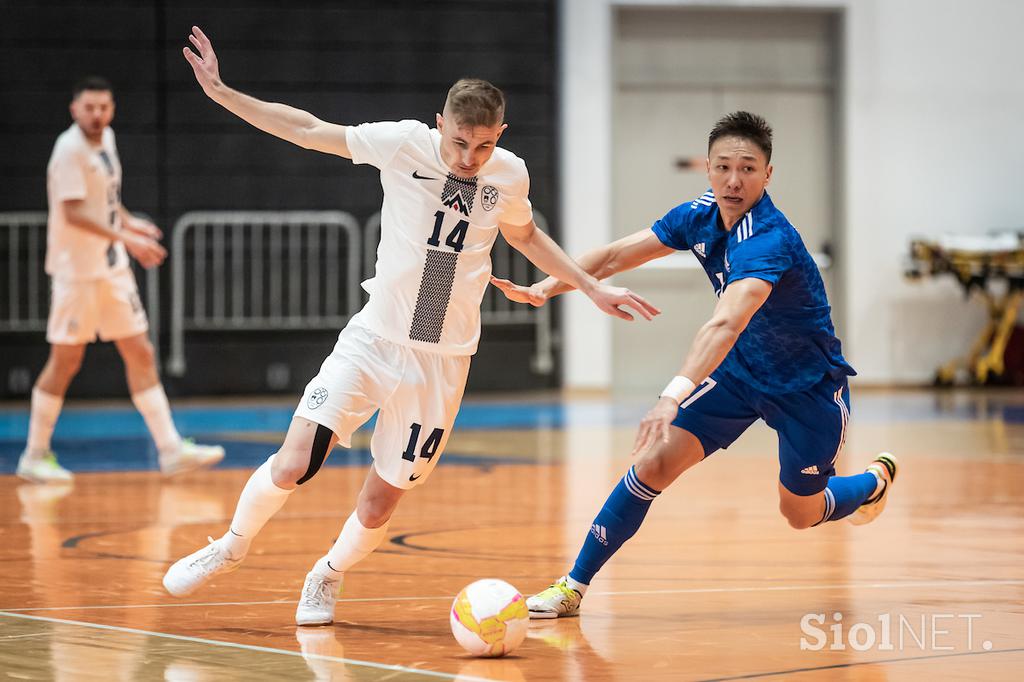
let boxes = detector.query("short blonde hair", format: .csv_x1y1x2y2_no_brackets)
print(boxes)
444,78,505,128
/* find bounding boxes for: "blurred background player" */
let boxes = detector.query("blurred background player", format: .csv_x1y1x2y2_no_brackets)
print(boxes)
491,111,898,618
17,76,225,483
162,26,658,626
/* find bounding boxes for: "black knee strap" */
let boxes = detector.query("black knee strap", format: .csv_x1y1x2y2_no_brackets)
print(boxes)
296,424,334,485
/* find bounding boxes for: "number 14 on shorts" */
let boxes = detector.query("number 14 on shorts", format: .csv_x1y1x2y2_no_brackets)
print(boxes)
402,423,445,463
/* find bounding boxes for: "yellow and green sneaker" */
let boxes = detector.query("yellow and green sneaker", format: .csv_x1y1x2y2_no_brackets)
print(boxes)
527,576,583,619
17,450,73,484
848,453,898,526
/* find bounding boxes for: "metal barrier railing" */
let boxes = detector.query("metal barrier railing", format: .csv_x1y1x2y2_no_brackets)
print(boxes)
4,208,553,378
362,210,554,374
167,211,362,376
0,211,160,352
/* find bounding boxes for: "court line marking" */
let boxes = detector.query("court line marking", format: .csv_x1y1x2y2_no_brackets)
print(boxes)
697,646,1024,681
0,611,495,682
3,578,1023,613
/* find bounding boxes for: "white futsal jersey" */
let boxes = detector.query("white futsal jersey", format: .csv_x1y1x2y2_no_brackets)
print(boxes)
46,124,128,281
347,120,533,356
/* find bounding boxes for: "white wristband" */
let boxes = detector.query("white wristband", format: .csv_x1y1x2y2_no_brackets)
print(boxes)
660,376,697,404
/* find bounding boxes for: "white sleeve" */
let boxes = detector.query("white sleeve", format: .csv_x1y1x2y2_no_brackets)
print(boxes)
346,120,421,169
499,160,534,227
49,144,87,202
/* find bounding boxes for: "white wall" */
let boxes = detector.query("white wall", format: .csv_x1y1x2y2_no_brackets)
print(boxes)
561,0,1024,387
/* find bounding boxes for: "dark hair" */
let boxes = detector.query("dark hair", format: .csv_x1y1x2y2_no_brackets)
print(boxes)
72,76,114,99
444,78,505,127
708,111,772,162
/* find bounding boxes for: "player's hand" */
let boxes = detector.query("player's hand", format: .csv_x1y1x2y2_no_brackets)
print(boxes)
183,26,223,96
124,216,162,240
123,232,167,269
489,276,548,307
586,282,660,322
631,397,679,456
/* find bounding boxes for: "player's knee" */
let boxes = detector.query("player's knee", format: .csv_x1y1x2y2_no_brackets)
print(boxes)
270,452,307,487
121,339,155,368
779,503,817,530
51,347,84,377
356,497,394,529
784,514,816,530
274,424,334,486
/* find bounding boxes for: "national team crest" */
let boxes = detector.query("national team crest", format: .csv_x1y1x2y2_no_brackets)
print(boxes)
441,174,477,216
307,386,328,409
481,185,499,211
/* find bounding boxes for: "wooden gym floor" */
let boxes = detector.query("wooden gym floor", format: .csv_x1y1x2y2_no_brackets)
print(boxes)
1,389,1022,681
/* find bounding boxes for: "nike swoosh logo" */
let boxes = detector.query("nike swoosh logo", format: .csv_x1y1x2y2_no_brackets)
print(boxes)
408,473,421,481
412,171,438,181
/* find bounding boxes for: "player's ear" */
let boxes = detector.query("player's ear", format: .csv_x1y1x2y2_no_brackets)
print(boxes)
436,112,444,131
765,164,773,186
494,122,508,142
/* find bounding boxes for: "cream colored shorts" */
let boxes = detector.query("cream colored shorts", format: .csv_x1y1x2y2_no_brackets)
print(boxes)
46,269,148,345
293,321,471,489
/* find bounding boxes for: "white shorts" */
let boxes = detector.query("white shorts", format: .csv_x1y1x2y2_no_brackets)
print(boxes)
46,269,149,345
293,321,472,490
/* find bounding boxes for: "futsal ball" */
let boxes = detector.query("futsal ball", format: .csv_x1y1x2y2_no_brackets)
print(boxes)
450,578,529,657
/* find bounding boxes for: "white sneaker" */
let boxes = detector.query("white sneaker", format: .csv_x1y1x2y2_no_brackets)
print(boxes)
848,453,898,526
17,450,73,484
295,571,341,626
160,439,225,477
527,576,583,619
163,537,242,596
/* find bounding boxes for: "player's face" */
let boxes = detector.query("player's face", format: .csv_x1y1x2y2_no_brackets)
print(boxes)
706,136,772,221
436,111,506,178
70,89,115,141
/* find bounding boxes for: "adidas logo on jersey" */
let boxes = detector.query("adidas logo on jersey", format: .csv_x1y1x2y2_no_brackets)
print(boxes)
693,242,706,258
801,465,820,475
590,523,608,546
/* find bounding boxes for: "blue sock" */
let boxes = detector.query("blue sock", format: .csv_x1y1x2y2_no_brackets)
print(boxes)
568,466,660,585
818,471,878,523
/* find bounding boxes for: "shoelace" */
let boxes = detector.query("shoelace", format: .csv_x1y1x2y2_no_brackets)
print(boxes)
541,582,576,602
189,537,224,572
865,466,888,504
303,576,335,606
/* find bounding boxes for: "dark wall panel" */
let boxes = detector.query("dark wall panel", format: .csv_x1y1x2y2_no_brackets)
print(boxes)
0,0,560,398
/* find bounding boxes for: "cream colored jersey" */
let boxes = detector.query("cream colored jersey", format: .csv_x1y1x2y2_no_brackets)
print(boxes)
45,124,129,281
348,120,533,356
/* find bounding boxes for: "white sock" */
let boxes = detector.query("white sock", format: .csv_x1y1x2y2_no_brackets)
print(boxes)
566,575,589,595
220,455,293,558
311,511,390,581
131,384,182,453
26,387,64,458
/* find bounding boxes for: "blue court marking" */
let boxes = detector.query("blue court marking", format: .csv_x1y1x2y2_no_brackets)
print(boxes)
1,393,1021,474
1,391,1021,442
0,401,649,440
0,435,535,476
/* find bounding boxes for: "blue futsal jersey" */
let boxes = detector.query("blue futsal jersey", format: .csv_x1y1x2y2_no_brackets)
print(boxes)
651,190,855,394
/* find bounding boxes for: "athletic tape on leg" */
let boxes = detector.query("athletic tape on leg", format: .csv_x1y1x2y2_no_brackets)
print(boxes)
297,424,334,485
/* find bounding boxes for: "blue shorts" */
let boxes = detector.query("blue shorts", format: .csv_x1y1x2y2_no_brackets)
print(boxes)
671,370,850,496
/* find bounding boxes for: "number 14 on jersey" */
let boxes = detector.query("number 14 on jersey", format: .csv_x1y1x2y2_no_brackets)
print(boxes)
427,210,468,253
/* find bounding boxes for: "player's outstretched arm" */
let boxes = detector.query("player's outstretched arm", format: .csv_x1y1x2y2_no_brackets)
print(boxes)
631,277,771,456
182,26,351,158
497,221,660,321
491,227,672,307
